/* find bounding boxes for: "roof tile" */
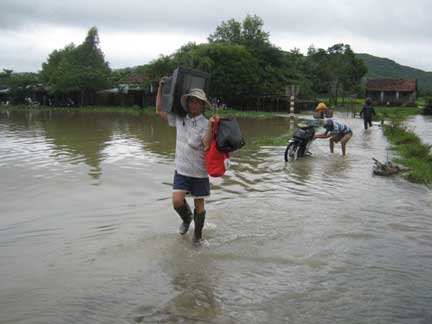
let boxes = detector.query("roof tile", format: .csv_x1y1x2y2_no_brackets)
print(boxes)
366,78,417,91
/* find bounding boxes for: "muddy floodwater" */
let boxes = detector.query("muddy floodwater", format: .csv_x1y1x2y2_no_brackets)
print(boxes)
1,109,431,324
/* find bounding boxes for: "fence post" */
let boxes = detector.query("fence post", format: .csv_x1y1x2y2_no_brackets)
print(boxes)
290,95,295,118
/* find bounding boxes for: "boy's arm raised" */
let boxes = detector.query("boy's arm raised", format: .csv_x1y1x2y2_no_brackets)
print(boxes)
155,78,168,121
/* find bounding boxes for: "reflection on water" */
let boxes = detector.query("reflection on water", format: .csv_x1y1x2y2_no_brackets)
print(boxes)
0,109,177,181
133,241,222,323
1,109,432,324
43,112,113,178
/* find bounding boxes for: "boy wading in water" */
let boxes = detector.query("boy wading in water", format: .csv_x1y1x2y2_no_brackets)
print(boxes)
156,79,217,244
314,119,353,156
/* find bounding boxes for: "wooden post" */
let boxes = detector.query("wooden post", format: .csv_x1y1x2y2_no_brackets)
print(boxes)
285,85,294,128
289,95,295,128
290,95,295,118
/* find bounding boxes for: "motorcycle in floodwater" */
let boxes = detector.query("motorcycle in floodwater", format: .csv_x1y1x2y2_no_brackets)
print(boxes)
284,123,316,161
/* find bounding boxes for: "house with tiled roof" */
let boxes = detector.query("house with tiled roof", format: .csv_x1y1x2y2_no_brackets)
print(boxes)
96,73,157,107
366,78,417,105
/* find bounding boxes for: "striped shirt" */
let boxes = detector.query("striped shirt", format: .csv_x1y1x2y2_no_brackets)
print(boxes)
326,122,352,136
168,113,209,178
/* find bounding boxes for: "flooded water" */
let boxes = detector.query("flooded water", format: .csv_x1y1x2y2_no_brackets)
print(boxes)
406,114,432,146
1,109,432,324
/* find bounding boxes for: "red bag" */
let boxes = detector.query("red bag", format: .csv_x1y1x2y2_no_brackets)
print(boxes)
205,119,230,177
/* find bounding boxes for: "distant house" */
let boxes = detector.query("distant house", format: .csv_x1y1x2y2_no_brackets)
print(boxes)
96,73,157,107
365,78,417,105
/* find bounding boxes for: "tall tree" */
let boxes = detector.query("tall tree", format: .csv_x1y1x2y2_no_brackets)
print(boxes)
326,44,367,104
40,44,77,92
40,27,111,106
74,27,111,104
208,14,270,48
208,19,241,44
208,15,287,95
174,42,261,100
8,73,40,104
2,69,13,77
241,14,270,48
142,15,367,108
306,44,367,103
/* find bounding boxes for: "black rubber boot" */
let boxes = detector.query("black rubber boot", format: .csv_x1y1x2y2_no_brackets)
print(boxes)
174,200,192,235
193,210,206,244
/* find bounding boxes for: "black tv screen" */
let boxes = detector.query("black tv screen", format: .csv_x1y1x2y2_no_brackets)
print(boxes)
161,67,210,116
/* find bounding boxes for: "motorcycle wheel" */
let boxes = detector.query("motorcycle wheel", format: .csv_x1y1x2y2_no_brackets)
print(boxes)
284,142,300,161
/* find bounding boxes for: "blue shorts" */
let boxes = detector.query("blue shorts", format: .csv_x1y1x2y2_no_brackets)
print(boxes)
173,171,210,198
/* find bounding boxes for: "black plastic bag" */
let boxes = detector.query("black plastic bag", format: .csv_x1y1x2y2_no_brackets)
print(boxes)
216,117,245,152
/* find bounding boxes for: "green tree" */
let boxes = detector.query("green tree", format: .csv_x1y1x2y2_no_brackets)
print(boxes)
40,27,111,105
208,15,290,95
326,44,367,104
208,14,269,47
0,69,14,89
141,15,367,109
281,49,313,97
8,73,40,104
140,54,177,81
175,42,261,100
241,14,270,48
40,44,77,92
306,44,367,104
208,19,241,44
75,27,111,104
0,69,13,79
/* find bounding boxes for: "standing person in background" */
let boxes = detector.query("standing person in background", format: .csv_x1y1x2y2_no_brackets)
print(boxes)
314,119,353,156
316,102,329,119
155,78,217,245
359,97,376,130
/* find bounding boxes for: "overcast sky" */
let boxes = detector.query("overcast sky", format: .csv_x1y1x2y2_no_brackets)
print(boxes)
1,0,431,73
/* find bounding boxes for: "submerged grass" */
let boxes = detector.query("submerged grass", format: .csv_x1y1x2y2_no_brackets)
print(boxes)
0,104,152,115
205,108,274,119
251,134,291,146
331,104,422,121
373,106,422,123
1,105,275,119
383,121,432,184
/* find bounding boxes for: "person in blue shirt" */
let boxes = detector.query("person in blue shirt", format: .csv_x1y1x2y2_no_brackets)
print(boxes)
314,119,353,156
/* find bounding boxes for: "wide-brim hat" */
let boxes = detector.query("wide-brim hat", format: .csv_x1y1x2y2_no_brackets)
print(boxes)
180,88,211,112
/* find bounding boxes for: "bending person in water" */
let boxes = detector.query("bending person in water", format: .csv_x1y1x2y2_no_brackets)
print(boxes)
314,119,353,156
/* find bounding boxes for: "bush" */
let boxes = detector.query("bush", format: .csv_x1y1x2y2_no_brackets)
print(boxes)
423,97,432,115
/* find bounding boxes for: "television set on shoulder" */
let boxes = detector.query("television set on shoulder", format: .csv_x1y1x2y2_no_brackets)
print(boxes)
161,67,211,116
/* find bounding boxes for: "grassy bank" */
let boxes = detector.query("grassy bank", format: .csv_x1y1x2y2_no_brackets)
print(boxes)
0,104,275,119
0,104,152,115
364,105,431,185
371,107,432,185
250,134,291,146
373,106,422,123
382,120,432,185
205,108,274,119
